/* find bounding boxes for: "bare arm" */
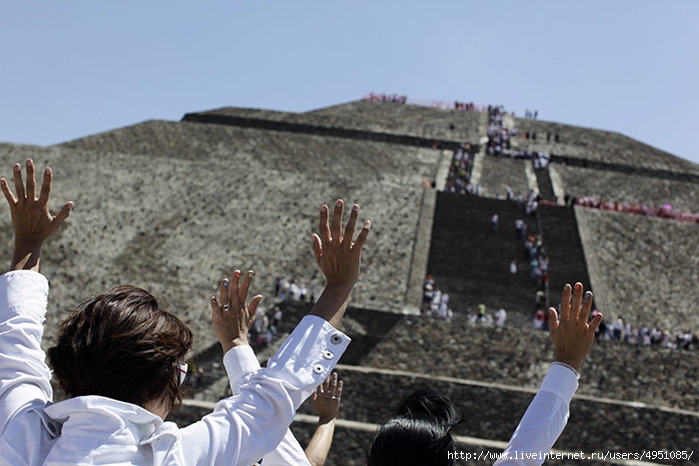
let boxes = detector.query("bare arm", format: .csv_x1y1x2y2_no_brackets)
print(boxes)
305,372,343,466
0,158,71,436
1,159,72,271
309,200,370,328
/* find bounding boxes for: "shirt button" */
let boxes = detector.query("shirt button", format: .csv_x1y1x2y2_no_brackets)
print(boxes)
313,364,324,374
323,350,334,360
330,333,343,345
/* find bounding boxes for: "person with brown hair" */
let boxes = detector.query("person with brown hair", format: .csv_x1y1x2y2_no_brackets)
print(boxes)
0,159,370,465
46,285,194,418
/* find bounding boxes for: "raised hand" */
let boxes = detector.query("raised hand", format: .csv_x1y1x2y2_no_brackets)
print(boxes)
313,199,371,291
210,270,263,353
548,282,603,372
1,159,73,270
311,372,343,423
305,372,343,466
310,199,371,328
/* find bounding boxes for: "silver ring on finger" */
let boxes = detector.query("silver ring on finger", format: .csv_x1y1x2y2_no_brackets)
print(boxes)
223,303,231,311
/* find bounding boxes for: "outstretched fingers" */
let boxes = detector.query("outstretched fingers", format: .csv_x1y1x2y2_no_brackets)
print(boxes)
335,379,343,400
230,270,241,308
353,219,371,251
330,199,344,243
342,204,359,248
559,283,572,322
239,270,255,305
587,310,603,335
318,204,331,245
25,159,37,201
570,282,584,322
318,372,342,400
12,163,25,201
0,178,17,205
579,288,594,325
38,166,52,205
548,307,559,337
53,202,74,228
213,270,261,314
329,372,340,397
210,268,264,350
247,294,263,320
341,203,372,253
217,277,230,310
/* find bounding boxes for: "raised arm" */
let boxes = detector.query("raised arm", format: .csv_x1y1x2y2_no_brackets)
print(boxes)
0,159,72,435
310,200,370,328
211,271,312,466
495,282,602,466
178,200,367,465
0,159,73,271
305,372,343,466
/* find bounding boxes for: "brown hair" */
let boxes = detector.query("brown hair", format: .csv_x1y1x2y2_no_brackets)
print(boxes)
47,285,193,412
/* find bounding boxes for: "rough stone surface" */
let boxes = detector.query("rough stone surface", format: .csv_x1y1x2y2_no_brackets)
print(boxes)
193,99,487,145
513,118,699,175
362,315,698,410
477,156,532,199
553,164,699,211
0,130,439,353
576,207,699,331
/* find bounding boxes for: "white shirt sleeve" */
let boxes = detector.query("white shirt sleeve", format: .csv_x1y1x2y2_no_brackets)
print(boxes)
494,364,579,466
223,344,260,394
178,315,349,466
0,271,52,436
223,344,311,466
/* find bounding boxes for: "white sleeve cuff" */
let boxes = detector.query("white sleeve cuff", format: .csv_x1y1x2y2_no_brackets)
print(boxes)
223,345,261,394
0,271,49,321
265,315,350,405
540,363,579,404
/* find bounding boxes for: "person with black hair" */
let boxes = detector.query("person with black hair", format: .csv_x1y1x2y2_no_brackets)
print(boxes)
367,390,462,465
368,282,602,466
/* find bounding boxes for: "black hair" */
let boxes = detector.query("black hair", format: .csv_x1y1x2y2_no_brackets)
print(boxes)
367,389,462,466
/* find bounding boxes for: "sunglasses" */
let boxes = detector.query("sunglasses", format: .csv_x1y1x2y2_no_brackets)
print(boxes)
178,363,189,385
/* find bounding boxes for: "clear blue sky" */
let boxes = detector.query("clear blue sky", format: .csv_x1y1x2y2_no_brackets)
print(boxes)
2,1,698,165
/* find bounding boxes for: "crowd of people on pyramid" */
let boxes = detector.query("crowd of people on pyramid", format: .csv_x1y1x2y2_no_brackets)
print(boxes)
443,142,477,195
453,100,478,111
364,92,407,104
567,194,699,223
421,274,452,319
486,105,552,167
434,102,699,227
594,315,696,351
425,209,697,353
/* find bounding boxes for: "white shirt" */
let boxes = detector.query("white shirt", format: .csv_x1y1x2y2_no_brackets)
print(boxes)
0,271,350,466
